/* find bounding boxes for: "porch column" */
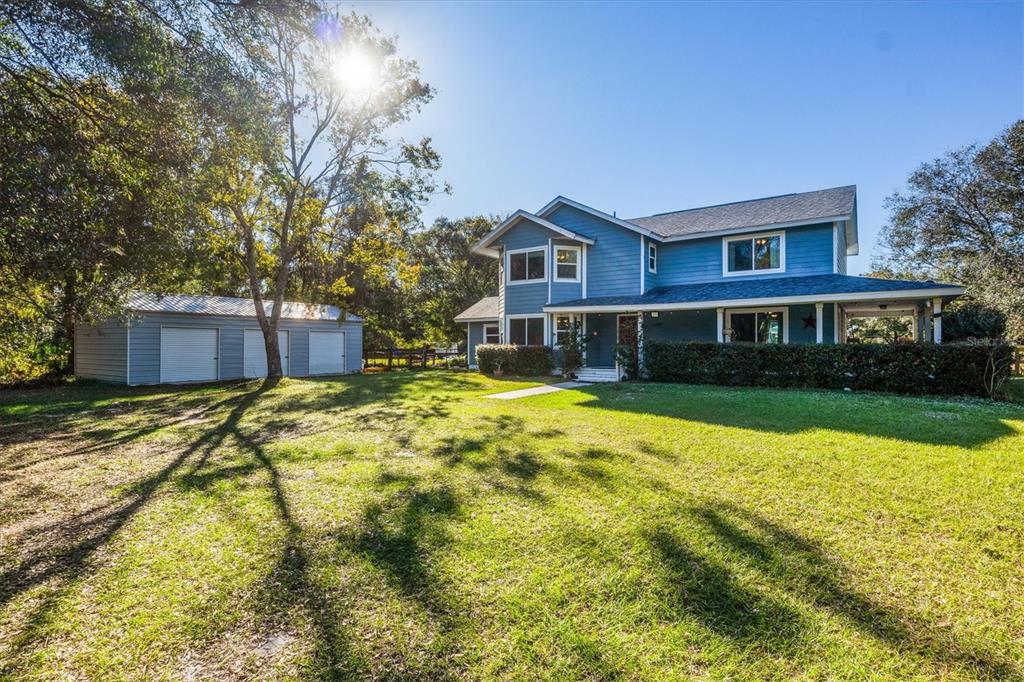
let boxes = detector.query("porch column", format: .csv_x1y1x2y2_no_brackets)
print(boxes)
933,298,943,344
815,303,824,344
716,308,725,343
637,312,644,372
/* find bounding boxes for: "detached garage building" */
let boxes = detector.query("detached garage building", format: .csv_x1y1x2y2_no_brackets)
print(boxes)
75,293,362,385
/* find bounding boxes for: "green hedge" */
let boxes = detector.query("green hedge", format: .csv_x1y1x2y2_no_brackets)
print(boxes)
643,341,1015,398
476,344,553,376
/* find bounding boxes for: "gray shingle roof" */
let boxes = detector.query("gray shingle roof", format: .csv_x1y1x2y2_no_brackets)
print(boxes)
454,296,499,322
126,292,357,321
628,185,856,238
545,274,962,309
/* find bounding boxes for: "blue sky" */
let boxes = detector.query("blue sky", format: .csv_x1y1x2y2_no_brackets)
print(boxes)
348,1,1022,274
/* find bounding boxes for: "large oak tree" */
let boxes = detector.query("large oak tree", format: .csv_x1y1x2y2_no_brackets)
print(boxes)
879,120,1024,341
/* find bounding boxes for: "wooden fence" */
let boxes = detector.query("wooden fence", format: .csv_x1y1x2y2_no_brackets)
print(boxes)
363,347,463,370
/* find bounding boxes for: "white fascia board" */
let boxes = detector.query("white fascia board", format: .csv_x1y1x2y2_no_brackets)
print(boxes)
472,210,594,257
658,215,853,243
536,196,664,241
455,316,500,323
543,286,966,314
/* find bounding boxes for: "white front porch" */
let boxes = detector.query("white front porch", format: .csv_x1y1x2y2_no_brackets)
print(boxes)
544,294,952,375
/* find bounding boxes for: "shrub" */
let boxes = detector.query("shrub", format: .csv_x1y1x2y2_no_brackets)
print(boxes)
643,341,1015,399
943,300,1007,342
557,321,586,376
476,344,553,376
441,354,467,369
614,344,639,380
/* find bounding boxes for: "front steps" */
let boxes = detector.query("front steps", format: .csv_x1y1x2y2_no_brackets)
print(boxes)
574,367,620,383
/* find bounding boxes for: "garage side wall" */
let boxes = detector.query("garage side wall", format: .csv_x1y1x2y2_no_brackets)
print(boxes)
127,312,362,385
74,321,127,383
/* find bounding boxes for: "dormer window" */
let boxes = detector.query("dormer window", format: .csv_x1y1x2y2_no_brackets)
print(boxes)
507,247,546,284
723,231,785,276
648,243,657,273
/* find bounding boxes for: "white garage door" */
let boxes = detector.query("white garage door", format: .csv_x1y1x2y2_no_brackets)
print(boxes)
243,329,289,378
308,331,346,375
160,327,218,383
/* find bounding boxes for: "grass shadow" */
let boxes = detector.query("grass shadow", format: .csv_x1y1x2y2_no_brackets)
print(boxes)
648,500,1022,678
571,382,1023,448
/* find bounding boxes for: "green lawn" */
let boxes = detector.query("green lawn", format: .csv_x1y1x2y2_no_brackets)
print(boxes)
1,372,1022,680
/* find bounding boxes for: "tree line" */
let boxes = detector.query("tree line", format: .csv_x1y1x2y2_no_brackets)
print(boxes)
875,120,1023,344
0,2,1018,382
0,1,496,382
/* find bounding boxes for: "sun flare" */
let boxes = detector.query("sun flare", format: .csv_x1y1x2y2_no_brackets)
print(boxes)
332,48,378,96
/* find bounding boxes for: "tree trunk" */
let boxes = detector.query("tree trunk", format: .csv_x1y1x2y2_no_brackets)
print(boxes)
235,206,285,380
262,315,283,378
60,276,77,376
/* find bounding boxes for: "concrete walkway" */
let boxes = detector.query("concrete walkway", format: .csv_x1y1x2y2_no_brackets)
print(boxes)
484,381,585,400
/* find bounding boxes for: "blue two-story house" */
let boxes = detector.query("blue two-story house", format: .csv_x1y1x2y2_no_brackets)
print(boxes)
455,186,965,381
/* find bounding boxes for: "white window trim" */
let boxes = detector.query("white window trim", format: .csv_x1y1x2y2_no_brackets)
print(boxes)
722,231,786,277
506,245,549,286
553,245,581,283
552,313,580,346
648,243,657,273
724,307,789,344
505,314,548,346
483,323,500,344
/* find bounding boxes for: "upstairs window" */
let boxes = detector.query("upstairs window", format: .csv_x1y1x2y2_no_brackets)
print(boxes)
648,243,657,273
724,232,784,276
555,246,580,282
508,248,546,284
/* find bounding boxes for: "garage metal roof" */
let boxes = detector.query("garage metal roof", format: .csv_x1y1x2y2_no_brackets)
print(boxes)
127,292,359,321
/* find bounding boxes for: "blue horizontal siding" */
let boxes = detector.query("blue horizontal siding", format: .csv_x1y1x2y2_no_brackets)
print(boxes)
494,219,561,250
653,222,836,286
550,238,583,304
788,303,836,344
546,206,640,298
74,322,127,383
504,284,548,315
496,219,557,314
836,224,847,275
467,321,485,366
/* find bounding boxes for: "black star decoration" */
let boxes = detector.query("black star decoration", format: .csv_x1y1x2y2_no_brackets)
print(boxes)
801,314,816,329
